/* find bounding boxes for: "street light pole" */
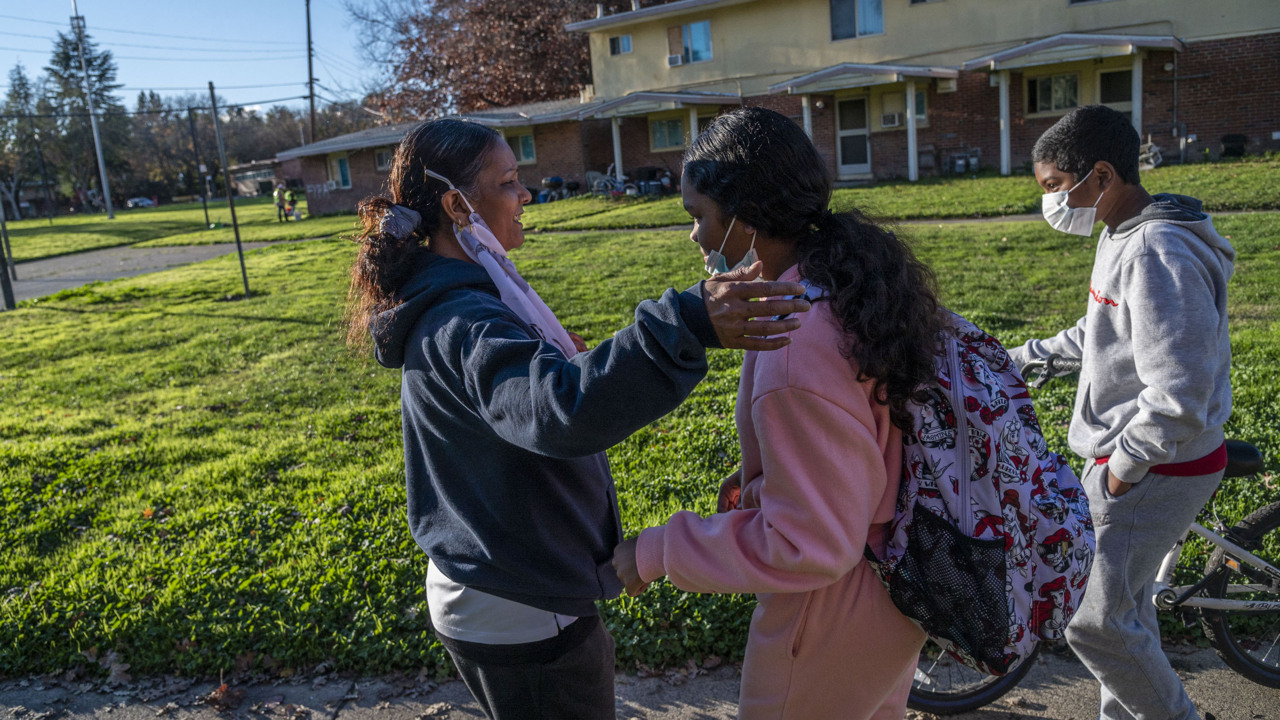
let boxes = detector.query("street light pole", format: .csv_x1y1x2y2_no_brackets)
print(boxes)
70,0,114,219
306,0,316,144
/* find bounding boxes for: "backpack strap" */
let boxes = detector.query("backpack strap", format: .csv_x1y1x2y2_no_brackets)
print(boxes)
772,278,827,321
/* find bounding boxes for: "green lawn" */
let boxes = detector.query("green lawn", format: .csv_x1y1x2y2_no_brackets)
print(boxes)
1,208,1276,679
5,197,345,262
518,156,1280,230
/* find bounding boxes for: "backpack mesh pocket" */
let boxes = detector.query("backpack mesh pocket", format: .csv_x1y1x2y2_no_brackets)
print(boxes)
888,504,1012,674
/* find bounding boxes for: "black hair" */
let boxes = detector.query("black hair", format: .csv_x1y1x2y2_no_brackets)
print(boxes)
1031,104,1141,184
345,118,502,348
683,107,944,431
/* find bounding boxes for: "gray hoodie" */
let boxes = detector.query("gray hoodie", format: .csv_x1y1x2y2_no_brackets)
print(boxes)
1009,194,1234,484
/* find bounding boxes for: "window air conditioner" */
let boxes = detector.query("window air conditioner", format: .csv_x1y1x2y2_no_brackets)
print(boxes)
667,54,684,67
881,113,902,128
325,180,337,190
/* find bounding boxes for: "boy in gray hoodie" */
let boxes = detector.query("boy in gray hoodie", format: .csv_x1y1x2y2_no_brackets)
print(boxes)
1009,105,1233,720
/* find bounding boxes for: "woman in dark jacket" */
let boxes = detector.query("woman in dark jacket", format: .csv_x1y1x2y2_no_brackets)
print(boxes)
345,117,810,720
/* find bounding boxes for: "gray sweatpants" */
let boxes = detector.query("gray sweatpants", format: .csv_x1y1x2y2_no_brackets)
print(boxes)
1066,461,1224,720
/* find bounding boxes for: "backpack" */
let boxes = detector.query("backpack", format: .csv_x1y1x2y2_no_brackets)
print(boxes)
865,312,1095,676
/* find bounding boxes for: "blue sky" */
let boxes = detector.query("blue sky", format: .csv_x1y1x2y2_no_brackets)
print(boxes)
0,0,377,111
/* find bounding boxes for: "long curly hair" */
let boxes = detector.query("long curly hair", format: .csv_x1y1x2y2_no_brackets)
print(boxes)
683,107,945,430
344,118,502,349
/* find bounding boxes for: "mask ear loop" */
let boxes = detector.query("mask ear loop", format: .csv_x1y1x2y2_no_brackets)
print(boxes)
717,216,738,255
424,168,478,222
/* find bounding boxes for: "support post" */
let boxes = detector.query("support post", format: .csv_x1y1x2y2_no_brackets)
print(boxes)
688,106,699,144
1131,52,1144,139
70,1,113,219
801,94,813,139
0,195,16,290
998,70,1011,176
0,199,13,309
906,79,918,182
208,82,251,299
611,117,623,183
187,108,211,228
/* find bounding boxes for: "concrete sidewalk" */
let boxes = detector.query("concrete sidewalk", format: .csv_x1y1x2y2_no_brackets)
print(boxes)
2,646,1276,720
9,241,311,303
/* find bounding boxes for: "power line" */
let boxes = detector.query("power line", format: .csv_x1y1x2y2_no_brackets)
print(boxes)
0,30,306,54
0,95,309,119
0,44,304,61
0,13,285,46
120,82,305,92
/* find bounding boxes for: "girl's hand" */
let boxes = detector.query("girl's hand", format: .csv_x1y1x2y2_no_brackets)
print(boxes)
1107,469,1132,498
568,332,588,353
612,537,651,597
717,468,743,513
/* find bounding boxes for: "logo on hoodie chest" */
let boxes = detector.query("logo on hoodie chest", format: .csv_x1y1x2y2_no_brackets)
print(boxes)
1089,285,1118,307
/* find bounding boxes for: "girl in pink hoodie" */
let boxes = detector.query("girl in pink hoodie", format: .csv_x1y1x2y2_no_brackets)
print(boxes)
613,107,945,720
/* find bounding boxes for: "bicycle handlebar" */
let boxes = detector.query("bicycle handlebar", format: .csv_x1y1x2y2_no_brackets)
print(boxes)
1022,354,1083,389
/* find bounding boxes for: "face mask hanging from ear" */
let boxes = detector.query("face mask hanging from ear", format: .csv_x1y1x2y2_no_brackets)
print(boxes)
704,216,759,276
1041,169,1105,237
424,168,578,358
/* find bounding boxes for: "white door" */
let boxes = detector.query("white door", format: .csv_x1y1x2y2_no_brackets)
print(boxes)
837,98,871,175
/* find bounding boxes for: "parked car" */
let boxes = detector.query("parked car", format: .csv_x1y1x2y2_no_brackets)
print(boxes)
126,197,156,208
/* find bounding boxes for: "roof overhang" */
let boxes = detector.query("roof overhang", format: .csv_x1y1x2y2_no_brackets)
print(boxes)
579,91,742,119
769,63,959,95
961,33,1185,72
276,129,411,160
566,0,758,33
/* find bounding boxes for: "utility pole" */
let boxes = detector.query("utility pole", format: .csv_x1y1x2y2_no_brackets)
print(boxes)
70,0,113,219
186,108,211,228
306,0,316,144
208,82,250,299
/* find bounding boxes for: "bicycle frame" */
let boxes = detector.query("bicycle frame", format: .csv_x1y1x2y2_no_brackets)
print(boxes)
1154,522,1280,612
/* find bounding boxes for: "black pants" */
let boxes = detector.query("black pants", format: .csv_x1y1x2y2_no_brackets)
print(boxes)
437,614,615,720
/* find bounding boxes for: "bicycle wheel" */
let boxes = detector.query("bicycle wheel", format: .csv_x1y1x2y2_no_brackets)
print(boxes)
1200,500,1280,688
908,640,1039,715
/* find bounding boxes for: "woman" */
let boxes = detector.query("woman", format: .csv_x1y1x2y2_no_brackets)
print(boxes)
613,107,943,719
344,117,810,720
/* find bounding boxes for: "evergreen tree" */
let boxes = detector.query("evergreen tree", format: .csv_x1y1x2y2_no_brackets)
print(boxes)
43,29,127,211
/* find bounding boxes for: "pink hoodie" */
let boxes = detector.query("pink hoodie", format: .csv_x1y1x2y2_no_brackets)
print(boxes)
636,265,925,719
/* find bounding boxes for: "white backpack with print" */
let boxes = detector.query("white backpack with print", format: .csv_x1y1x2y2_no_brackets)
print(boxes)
865,313,1096,675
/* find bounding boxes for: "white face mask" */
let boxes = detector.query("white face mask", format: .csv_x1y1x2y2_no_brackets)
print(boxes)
704,216,758,276
1041,169,1104,236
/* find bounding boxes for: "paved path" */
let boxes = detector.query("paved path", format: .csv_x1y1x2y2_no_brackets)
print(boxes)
8,241,306,303
1,646,1275,720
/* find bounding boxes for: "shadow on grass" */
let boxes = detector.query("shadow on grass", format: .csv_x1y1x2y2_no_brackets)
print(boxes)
27,301,330,327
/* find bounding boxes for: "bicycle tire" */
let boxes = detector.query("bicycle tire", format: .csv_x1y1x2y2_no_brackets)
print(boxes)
908,640,1040,715
1200,499,1280,688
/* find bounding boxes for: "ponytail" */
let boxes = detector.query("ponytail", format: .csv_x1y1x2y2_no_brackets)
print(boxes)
343,119,501,351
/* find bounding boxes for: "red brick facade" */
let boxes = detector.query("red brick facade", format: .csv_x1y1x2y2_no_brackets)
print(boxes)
290,32,1280,212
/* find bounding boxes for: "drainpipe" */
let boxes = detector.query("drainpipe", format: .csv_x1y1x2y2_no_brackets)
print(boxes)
689,106,699,144
1131,51,1144,139
801,94,813,139
998,70,1011,176
906,79,918,182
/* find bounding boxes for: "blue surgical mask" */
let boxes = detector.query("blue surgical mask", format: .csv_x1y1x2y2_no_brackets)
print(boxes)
704,216,758,276
1041,169,1104,237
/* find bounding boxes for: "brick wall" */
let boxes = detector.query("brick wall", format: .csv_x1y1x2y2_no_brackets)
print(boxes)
511,121,589,193
299,148,384,216
1162,33,1280,159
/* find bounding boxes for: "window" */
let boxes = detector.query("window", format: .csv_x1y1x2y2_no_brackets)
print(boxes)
830,0,883,41
507,132,536,164
650,117,685,150
1027,73,1078,114
375,147,393,172
1099,69,1133,107
328,154,351,189
881,90,928,126
609,35,632,55
667,20,712,64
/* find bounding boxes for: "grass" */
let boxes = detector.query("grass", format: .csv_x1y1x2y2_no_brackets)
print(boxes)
1,204,1276,679
518,156,1280,230
4,197,347,263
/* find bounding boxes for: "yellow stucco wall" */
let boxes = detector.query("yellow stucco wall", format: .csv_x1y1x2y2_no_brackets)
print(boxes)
584,0,1280,100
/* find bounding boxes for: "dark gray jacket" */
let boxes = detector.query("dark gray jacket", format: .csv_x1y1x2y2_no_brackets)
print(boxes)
374,253,717,615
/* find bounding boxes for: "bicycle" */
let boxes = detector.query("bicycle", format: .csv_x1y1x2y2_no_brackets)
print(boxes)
589,165,638,196
908,354,1278,715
